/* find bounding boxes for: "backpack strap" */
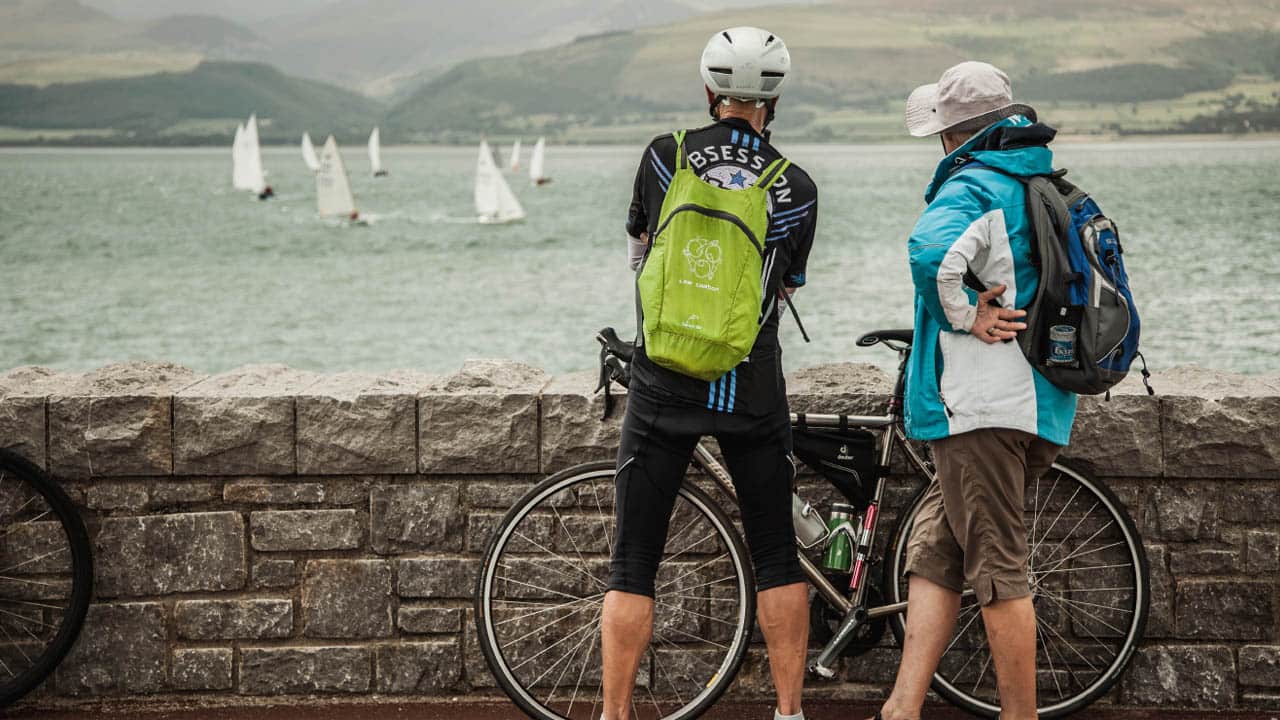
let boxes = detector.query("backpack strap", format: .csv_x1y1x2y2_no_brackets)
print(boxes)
673,130,689,171
756,157,791,190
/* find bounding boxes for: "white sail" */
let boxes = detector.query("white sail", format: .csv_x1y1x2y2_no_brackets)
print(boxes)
316,135,356,218
301,132,320,172
231,123,252,190
508,138,521,172
475,139,525,224
243,113,267,194
529,136,548,185
368,127,385,176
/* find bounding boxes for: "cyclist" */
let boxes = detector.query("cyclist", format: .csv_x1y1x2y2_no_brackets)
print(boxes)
604,26,818,720
872,61,1077,720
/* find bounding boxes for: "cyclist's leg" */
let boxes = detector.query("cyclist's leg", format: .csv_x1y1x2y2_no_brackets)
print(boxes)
717,409,807,717
603,391,701,720
879,475,964,720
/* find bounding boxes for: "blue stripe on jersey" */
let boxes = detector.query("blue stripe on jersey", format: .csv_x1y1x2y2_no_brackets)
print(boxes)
752,136,760,152
730,129,740,146
772,200,815,220
648,148,672,182
727,370,737,412
707,379,717,410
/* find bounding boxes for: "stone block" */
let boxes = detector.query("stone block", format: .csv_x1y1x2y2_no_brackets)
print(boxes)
1220,483,1280,525
1169,548,1239,576
95,511,246,597
1145,484,1216,542
786,363,894,415
1122,644,1235,707
398,605,464,634
1240,645,1280,688
55,602,166,695
0,366,80,469
170,648,233,691
1175,580,1274,640
175,364,318,475
1066,393,1162,477
303,559,393,638
399,557,478,599
250,509,362,551
297,371,432,474
225,481,325,505
238,646,371,694
1158,367,1280,478
375,640,463,693
47,362,202,477
149,481,219,507
419,360,548,474
253,558,299,589
175,599,293,640
1143,544,1174,638
84,482,148,511
465,479,545,508
370,482,464,553
541,370,625,472
1245,530,1280,574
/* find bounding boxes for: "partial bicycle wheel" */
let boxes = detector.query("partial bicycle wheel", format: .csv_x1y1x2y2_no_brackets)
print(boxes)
0,449,93,707
884,459,1148,718
475,460,755,720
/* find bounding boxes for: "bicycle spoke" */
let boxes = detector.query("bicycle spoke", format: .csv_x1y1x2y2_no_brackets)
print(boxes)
511,530,607,588
550,504,607,590
496,595,600,627
653,553,729,594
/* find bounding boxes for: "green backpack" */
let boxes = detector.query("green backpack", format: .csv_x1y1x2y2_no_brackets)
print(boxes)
637,130,790,381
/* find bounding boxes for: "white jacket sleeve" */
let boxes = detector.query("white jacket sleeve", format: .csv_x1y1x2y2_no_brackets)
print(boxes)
627,234,648,271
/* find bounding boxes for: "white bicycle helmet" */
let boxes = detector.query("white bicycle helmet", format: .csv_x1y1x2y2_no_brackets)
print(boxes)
699,26,791,101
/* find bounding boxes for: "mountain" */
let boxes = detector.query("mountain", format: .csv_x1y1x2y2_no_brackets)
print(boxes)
386,0,1280,142
141,14,266,56
0,0,134,61
0,60,380,144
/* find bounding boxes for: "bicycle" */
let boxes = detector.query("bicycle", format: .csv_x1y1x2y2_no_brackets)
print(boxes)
474,328,1149,720
0,448,94,706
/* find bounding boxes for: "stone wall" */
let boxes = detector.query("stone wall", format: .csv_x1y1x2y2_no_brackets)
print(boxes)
1,359,1278,710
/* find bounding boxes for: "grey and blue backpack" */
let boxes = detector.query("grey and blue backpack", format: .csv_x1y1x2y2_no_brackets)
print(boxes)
974,167,1151,396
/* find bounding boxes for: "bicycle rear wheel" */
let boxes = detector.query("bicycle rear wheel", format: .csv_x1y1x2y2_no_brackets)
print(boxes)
0,449,93,707
884,460,1148,718
474,460,755,720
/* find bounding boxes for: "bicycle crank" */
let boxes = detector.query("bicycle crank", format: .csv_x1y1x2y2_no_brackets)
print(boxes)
809,582,886,659
808,604,870,678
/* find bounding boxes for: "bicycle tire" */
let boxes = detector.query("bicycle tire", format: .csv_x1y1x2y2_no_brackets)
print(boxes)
0,449,93,707
474,460,756,720
882,459,1149,718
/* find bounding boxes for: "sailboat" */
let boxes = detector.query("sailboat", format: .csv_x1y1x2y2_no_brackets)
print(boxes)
368,127,388,177
301,132,320,172
529,136,551,186
475,139,526,224
231,122,251,190
243,113,271,199
316,135,362,224
508,138,521,172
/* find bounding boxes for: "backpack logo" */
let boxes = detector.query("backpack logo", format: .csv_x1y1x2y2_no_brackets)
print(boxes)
683,237,722,281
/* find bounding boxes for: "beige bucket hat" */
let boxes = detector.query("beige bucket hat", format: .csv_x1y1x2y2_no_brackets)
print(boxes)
905,61,1035,137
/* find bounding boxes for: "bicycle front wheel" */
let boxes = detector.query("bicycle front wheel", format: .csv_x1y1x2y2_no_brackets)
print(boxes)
475,460,755,720
884,459,1149,718
0,449,93,707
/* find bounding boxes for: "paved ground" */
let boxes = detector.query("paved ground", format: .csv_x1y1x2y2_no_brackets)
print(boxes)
9,701,1279,719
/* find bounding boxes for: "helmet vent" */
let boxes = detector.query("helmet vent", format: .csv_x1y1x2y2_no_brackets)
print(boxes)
766,34,775,44
722,31,733,43
761,71,785,78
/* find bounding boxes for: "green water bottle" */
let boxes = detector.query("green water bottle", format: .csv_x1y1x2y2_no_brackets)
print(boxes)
822,503,855,573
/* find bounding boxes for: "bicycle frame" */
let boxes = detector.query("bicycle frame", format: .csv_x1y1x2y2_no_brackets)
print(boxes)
684,343,954,674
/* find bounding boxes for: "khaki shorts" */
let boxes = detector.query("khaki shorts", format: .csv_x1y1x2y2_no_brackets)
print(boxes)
904,428,1061,606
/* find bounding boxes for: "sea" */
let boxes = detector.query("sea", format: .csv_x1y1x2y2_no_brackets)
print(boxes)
1,140,1277,378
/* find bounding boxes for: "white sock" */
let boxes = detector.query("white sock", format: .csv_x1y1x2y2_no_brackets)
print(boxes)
774,710,804,720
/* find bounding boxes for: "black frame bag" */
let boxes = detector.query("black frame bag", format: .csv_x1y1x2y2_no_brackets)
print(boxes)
791,415,883,508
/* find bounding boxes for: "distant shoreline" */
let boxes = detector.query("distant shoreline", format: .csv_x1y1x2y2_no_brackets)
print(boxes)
3,131,1280,149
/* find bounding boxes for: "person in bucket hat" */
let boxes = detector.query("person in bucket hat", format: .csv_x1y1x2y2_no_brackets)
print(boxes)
870,61,1077,720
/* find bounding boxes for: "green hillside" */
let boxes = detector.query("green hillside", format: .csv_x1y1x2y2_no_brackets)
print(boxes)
388,0,1280,142
0,61,381,144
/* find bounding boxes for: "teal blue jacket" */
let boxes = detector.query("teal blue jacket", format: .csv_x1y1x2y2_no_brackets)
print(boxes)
904,116,1077,445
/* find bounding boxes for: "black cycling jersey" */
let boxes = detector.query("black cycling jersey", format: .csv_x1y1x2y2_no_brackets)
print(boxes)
625,117,818,416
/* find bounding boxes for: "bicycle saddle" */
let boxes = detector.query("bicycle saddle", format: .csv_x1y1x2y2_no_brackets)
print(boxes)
856,329,914,347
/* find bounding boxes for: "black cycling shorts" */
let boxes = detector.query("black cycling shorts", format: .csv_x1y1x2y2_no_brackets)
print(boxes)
609,389,804,597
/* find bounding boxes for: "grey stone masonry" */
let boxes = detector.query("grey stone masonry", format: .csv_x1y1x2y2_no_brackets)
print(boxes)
0,360,1277,710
